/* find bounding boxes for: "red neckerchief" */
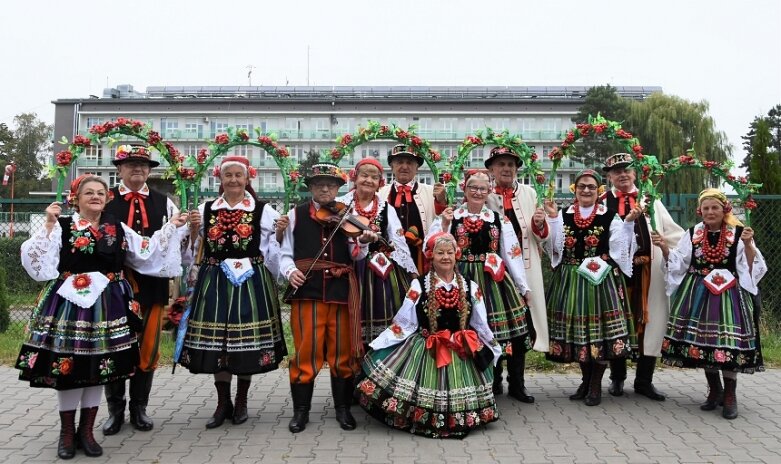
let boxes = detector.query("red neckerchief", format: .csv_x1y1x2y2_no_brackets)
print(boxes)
495,186,514,210
615,190,637,217
394,184,413,208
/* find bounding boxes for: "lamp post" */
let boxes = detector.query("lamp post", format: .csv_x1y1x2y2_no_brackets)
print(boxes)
3,161,16,238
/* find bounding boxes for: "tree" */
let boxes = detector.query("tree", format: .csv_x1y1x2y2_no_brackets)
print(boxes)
1,113,53,198
748,118,781,193
741,104,781,170
570,84,632,168
624,94,731,193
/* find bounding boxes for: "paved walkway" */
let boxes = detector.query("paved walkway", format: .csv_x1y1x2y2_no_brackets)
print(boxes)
1,365,780,463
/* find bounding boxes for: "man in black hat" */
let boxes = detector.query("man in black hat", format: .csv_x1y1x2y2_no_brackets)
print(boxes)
484,146,549,403
600,153,684,400
280,162,378,433
378,144,446,275
102,144,180,435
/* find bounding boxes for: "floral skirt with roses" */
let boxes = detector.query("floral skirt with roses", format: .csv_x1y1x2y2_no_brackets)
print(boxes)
357,332,498,439
545,264,636,363
15,279,141,390
661,272,763,373
179,261,287,375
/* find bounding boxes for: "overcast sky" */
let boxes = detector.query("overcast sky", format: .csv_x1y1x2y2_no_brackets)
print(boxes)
1,0,779,163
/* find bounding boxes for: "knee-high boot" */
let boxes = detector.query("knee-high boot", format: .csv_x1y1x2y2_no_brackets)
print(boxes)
129,370,154,431
585,363,607,406
507,339,534,403
77,406,103,457
608,358,626,396
722,377,738,419
633,356,666,401
332,376,357,430
57,410,77,460
700,371,724,411
232,378,251,425
206,381,234,429
492,361,504,395
570,362,592,400
288,383,314,433
101,381,125,435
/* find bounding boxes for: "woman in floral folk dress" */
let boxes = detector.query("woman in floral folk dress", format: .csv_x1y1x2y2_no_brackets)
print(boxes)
15,175,187,459
542,169,641,406
655,188,766,419
357,232,501,438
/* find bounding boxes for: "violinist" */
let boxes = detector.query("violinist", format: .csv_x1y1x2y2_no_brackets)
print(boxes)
337,158,417,349
279,161,379,434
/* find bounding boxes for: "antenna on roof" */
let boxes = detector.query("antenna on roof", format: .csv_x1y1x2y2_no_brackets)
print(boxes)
247,65,256,86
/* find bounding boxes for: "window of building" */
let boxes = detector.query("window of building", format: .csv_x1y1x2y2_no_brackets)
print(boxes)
85,117,102,130
185,119,203,138
233,145,251,157
469,148,484,165
260,172,277,190
186,145,200,157
312,118,329,139
419,174,433,185
83,145,103,161
213,119,229,135
519,118,535,132
468,118,484,131
208,173,220,192
493,118,510,131
108,171,119,187
361,147,381,159
234,118,252,136
441,118,456,138
161,118,179,137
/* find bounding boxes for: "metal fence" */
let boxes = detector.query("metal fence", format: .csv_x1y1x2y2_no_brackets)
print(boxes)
2,194,781,338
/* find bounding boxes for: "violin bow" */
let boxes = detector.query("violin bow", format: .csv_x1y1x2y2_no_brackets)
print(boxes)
283,197,356,301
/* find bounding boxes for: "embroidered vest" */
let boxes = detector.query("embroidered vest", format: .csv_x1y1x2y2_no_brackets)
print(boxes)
203,200,265,260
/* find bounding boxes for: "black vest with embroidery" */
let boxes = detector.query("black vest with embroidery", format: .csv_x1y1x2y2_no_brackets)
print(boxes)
414,282,472,333
560,208,616,265
453,210,502,260
203,200,265,260
105,187,171,306
293,202,352,302
57,215,126,274
688,225,741,275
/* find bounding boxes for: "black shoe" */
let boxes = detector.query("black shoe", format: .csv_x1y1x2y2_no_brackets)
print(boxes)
77,407,103,457
288,383,314,433
232,378,251,425
634,383,666,401
58,410,77,460
492,363,504,395
585,363,607,406
608,379,624,397
506,349,534,403
722,377,738,420
102,381,126,436
701,371,724,411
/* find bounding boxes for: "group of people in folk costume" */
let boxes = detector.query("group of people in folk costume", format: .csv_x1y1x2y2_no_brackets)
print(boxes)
12,139,767,456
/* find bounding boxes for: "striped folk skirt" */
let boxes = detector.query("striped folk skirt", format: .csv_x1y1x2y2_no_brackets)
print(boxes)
356,255,411,344
545,264,635,363
179,262,287,375
457,261,530,353
661,272,762,373
15,279,140,390
358,332,498,439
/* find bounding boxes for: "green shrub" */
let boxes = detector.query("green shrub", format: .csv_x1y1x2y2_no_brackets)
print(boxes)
0,267,8,333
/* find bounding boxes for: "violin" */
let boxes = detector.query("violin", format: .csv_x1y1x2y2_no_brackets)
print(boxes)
315,201,395,251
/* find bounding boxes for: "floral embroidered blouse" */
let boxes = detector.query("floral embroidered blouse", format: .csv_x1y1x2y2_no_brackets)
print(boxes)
21,212,185,282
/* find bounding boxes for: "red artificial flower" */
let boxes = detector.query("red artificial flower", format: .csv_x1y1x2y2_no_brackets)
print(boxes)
72,135,91,147
530,152,538,162
277,147,289,158
330,148,341,160
340,134,353,146
235,223,253,239
466,135,482,145
379,125,389,134
289,170,301,182
593,124,607,134
744,198,758,210
410,136,423,147
215,133,230,145
395,129,409,140
147,130,162,145
72,273,92,290
115,117,129,126
615,129,633,139
258,136,272,145
197,148,208,164
238,131,249,141
678,155,694,165
430,150,442,162
442,173,452,183
632,144,643,154
535,174,546,184
55,151,73,166
565,131,576,143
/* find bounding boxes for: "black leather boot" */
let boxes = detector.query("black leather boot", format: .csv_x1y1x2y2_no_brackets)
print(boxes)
101,381,126,436
129,371,154,431
289,383,314,433
570,362,592,400
58,410,77,460
332,376,357,430
507,340,534,403
77,406,103,457
700,371,724,411
722,377,738,419
585,363,607,406
232,378,251,425
633,356,665,401
492,362,504,395
206,381,234,429
608,358,626,397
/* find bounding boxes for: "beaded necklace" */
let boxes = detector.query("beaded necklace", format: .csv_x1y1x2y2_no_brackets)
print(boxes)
700,223,728,264
573,202,599,229
215,209,244,232
462,214,485,234
355,196,379,220
425,272,469,332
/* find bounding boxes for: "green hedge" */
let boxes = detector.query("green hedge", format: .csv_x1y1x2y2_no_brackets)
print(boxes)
0,237,41,298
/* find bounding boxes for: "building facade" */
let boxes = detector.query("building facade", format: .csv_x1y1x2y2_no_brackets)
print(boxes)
52,85,660,199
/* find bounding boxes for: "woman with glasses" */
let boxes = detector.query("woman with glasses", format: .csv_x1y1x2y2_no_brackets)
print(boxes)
542,169,641,406
430,170,532,386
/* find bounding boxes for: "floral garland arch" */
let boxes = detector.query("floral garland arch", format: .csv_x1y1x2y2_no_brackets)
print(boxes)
636,148,761,227
456,129,540,205
165,127,301,212
325,120,443,194
53,118,173,202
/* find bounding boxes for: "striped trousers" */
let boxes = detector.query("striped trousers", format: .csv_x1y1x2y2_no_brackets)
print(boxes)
289,300,354,384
